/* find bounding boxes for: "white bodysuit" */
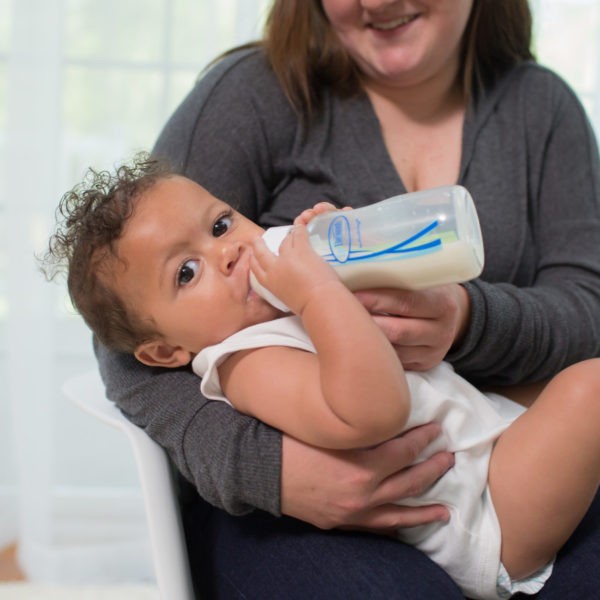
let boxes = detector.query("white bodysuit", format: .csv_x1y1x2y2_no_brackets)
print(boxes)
192,316,553,600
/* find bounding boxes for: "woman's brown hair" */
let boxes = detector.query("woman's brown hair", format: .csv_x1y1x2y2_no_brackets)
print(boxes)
260,0,534,117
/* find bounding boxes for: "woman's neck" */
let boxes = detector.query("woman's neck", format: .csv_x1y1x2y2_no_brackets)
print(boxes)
362,61,466,192
362,58,464,123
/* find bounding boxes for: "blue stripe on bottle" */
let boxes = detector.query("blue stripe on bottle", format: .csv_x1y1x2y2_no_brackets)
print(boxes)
323,220,441,264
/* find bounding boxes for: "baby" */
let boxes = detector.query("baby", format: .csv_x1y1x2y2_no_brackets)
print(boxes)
44,154,600,600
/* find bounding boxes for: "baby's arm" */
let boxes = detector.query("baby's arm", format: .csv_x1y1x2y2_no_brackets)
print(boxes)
219,225,410,449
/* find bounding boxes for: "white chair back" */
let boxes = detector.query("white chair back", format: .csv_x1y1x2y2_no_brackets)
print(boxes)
63,370,196,600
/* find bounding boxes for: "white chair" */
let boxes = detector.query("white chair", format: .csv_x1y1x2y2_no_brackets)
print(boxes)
62,370,196,600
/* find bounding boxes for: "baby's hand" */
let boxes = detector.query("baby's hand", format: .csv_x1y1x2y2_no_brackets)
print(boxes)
294,202,339,226
251,225,341,315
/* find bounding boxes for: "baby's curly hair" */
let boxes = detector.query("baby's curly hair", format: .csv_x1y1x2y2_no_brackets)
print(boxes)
42,152,174,353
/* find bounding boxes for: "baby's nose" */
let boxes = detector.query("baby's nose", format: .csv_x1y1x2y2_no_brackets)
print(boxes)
220,241,242,274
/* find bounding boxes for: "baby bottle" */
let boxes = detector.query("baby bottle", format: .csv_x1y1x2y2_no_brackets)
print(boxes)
250,185,484,312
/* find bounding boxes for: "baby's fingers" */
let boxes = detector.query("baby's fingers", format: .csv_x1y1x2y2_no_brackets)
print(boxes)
251,237,277,271
294,209,317,226
294,201,338,225
279,225,310,254
312,201,338,213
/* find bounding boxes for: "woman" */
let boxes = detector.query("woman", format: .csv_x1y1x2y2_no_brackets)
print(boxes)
96,1,600,597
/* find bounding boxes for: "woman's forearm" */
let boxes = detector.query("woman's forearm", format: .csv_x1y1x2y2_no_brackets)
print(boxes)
449,276,600,387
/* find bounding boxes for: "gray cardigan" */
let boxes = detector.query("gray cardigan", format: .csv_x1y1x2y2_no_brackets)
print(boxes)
95,49,600,515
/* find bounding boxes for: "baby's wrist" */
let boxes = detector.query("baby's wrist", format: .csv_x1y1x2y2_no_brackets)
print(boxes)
297,279,348,317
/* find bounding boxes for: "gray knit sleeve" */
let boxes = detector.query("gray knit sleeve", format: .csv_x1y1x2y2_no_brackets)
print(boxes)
95,339,282,514
449,65,600,385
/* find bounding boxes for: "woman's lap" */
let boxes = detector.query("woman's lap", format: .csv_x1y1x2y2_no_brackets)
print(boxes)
182,487,600,599
184,500,462,599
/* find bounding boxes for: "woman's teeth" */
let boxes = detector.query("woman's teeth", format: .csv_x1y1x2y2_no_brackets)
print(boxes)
371,15,417,31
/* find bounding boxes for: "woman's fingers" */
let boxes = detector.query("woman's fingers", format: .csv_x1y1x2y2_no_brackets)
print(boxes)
281,423,453,531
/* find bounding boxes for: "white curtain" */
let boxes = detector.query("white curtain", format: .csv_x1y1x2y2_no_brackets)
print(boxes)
0,0,268,583
0,0,598,584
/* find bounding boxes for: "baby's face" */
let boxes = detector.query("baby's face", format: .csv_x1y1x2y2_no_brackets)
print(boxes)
111,176,279,366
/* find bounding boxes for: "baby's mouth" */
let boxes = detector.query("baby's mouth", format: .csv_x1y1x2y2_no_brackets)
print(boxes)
247,276,259,302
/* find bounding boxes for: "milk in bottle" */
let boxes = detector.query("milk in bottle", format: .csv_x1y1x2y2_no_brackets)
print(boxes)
251,185,484,312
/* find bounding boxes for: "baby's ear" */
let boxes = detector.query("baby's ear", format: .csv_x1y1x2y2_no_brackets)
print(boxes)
134,340,192,368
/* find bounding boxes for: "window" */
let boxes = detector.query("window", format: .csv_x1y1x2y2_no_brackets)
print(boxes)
532,0,600,133
1,0,267,582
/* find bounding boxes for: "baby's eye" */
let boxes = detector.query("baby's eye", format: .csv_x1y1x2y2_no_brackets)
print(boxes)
177,259,200,286
213,213,233,237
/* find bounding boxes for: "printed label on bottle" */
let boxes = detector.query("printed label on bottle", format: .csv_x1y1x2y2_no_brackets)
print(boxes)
325,215,444,264
327,216,352,262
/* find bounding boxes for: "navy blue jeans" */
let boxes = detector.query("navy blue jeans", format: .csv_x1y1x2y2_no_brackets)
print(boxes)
182,486,600,599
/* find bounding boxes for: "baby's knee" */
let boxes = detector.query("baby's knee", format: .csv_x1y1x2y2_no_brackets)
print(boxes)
553,359,600,414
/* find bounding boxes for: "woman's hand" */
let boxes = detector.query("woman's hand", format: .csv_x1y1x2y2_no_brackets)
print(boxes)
354,285,471,371
281,424,454,532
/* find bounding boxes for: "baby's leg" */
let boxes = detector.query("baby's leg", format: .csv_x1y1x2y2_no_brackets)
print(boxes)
488,359,600,580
